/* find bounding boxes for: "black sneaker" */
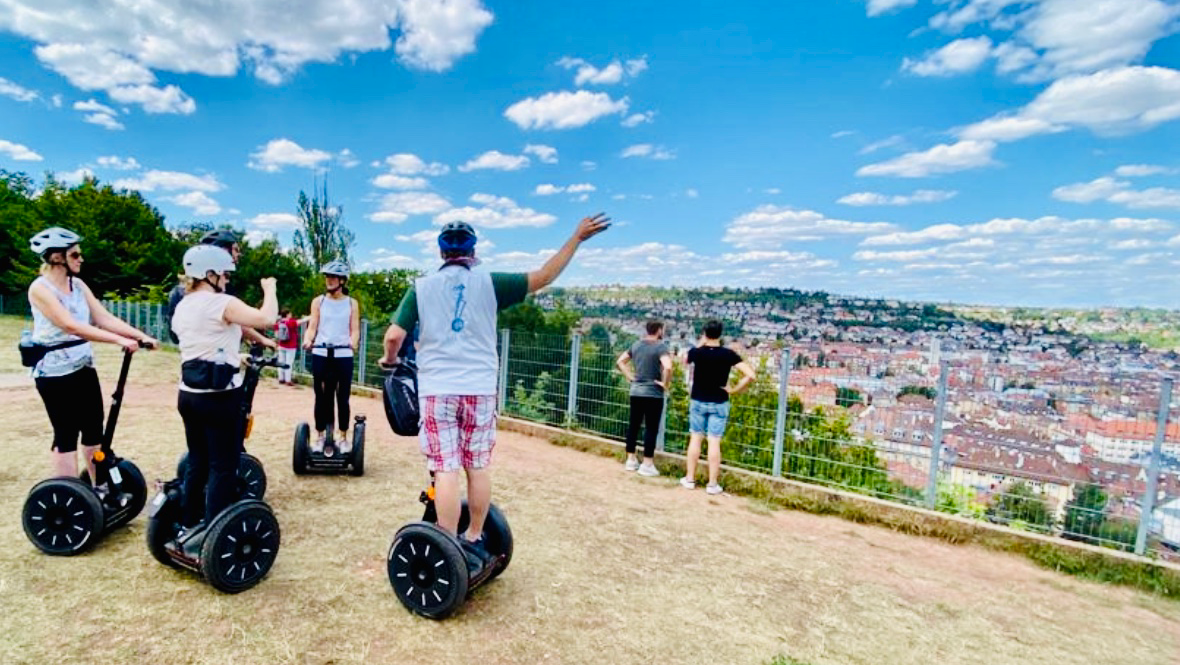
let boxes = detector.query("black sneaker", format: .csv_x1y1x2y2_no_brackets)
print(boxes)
174,522,208,559
460,536,494,579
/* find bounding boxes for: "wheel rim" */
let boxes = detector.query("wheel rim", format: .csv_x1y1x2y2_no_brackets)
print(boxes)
215,512,278,586
25,484,98,553
238,457,265,499
389,532,461,613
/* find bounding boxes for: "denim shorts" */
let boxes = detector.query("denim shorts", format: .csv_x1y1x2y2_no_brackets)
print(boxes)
689,399,731,437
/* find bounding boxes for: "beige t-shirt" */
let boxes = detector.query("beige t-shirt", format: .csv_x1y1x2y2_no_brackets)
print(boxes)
172,290,244,392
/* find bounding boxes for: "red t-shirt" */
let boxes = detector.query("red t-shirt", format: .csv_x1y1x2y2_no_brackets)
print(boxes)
275,318,299,349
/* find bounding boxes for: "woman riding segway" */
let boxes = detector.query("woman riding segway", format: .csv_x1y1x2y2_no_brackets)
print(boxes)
301,260,360,456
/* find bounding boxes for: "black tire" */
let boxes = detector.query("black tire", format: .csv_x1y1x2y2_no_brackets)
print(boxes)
145,488,184,569
293,422,310,476
238,453,267,500
387,522,469,620
22,478,104,556
104,459,148,531
349,422,365,477
200,500,280,594
457,502,514,579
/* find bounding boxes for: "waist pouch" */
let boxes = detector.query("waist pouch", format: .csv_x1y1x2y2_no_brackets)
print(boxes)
19,338,88,368
383,359,420,436
181,359,239,390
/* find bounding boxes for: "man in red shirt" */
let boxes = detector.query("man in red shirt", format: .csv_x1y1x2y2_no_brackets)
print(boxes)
274,308,299,385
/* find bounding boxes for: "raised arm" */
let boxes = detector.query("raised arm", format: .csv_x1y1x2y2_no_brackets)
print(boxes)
527,212,610,293
224,278,278,330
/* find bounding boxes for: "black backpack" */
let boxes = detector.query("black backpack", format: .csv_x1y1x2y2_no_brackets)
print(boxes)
383,358,420,436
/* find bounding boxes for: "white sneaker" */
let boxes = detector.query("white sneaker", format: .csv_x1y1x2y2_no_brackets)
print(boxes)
624,458,639,472
337,431,352,454
637,463,659,477
705,483,723,495
311,432,326,454
679,477,695,490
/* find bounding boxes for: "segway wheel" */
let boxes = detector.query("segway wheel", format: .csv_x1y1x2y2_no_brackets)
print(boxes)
145,487,184,569
293,423,310,475
388,523,469,620
238,453,267,500
22,478,104,556
457,502,514,579
200,500,281,594
103,459,148,530
348,421,365,477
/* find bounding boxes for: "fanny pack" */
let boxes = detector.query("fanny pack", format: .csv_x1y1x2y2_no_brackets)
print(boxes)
181,359,239,390
18,337,88,368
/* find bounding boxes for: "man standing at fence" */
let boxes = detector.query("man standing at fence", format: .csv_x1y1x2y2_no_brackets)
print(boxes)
682,319,756,495
378,213,610,577
616,320,672,477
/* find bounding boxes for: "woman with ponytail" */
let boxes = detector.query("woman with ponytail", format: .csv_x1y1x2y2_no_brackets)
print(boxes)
301,260,360,453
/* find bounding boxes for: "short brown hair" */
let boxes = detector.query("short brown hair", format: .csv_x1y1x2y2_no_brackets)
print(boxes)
645,320,664,335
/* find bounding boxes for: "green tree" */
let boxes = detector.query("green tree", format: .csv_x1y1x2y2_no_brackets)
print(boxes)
898,385,937,400
1063,483,1108,542
835,386,863,408
986,482,1053,530
293,182,354,268
347,269,419,319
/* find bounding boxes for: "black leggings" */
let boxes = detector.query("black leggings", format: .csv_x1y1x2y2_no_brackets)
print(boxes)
35,366,104,453
178,388,244,527
626,396,664,459
312,354,354,432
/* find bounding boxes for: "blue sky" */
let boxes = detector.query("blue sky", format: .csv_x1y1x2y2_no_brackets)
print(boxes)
1,0,1179,308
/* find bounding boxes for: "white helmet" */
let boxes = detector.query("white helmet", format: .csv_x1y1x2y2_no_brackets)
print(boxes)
183,245,236,279
321,260,350,278
30,227,81,256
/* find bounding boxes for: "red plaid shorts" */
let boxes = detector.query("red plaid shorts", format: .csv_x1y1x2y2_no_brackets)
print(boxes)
418,395,498,472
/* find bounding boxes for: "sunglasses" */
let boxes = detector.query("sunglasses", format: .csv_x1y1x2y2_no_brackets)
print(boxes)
67,251,83,259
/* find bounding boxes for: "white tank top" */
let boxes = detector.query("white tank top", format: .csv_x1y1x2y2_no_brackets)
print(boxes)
29,276,94,378
172,291,244,392
416,265,498,397
312,295,354,358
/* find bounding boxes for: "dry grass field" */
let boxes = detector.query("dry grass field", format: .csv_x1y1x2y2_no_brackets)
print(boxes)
1,318,1179,664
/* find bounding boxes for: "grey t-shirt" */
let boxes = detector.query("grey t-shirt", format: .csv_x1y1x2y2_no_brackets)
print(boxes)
628,339,670,398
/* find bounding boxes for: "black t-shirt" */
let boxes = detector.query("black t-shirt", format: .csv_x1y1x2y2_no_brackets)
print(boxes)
687,345,742,403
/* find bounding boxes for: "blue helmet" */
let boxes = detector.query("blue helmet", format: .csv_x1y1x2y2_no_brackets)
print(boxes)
438,221,476,254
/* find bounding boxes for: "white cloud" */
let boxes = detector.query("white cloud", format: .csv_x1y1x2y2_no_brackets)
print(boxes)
685,188,699,199
365,247,418,269
1115,164,1176,177
50,94,62,108
435,193,556,229
337,149,360,168
81,112,124,131
373,174,430,190
1113,238,1155,250
4,0,493,113
567,183,596,194
723,206,896,249
557,55,648,86
96,155,141,171
249,212,302,230
859,135,906,155
831,130,856,139
0,77,38,102
523,144,558,163
621,111,655,127
535,184,563,196
866,0,917,16
857,140,997,177
380,153,449,176
853,247,944,262
0,139,44,161
1167,234,1180,247
56,168,94,184
1053,176,1180,209
611,194,626,200
838,189,958,206
581,160,597,171
958,66,1180,143
504,90,629,130
114,169,223,192
902,36,994,77
165,191,222,215
73,99,117,115
243,229,276,246
248,138,333,172
73,98,124,129
765,188,782,195
861,223,970,246
458,150,530,172
370,191,451,223
620,143,675,160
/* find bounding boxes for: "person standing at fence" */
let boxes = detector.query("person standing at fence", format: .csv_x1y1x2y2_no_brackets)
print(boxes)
616,320,672,477
681,319,756,495
378,214,611,577
26,227,159,483
302,261,360,454
274,309,299,385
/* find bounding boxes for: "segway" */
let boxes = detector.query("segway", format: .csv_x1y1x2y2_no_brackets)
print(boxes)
292,343,365,476
176,345,285,500
387,473,513,619
21,342,152,555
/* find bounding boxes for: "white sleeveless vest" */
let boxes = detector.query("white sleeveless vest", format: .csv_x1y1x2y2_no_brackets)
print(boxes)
312,295,354,358
29,276,94,378
415,265,498,397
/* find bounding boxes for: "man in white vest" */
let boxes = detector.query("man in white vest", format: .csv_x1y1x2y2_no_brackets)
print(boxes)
380,213,610,573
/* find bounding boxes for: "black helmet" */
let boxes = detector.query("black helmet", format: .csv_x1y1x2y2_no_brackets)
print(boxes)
200,229,239,250
438,221,476,253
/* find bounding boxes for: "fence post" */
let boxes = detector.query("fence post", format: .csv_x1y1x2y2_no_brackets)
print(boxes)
656,392,668,452
497,329,510,413
1136,377,1174,556
772,349,791,477
925,360,949,510
358,319,369,386
565,333,581,428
